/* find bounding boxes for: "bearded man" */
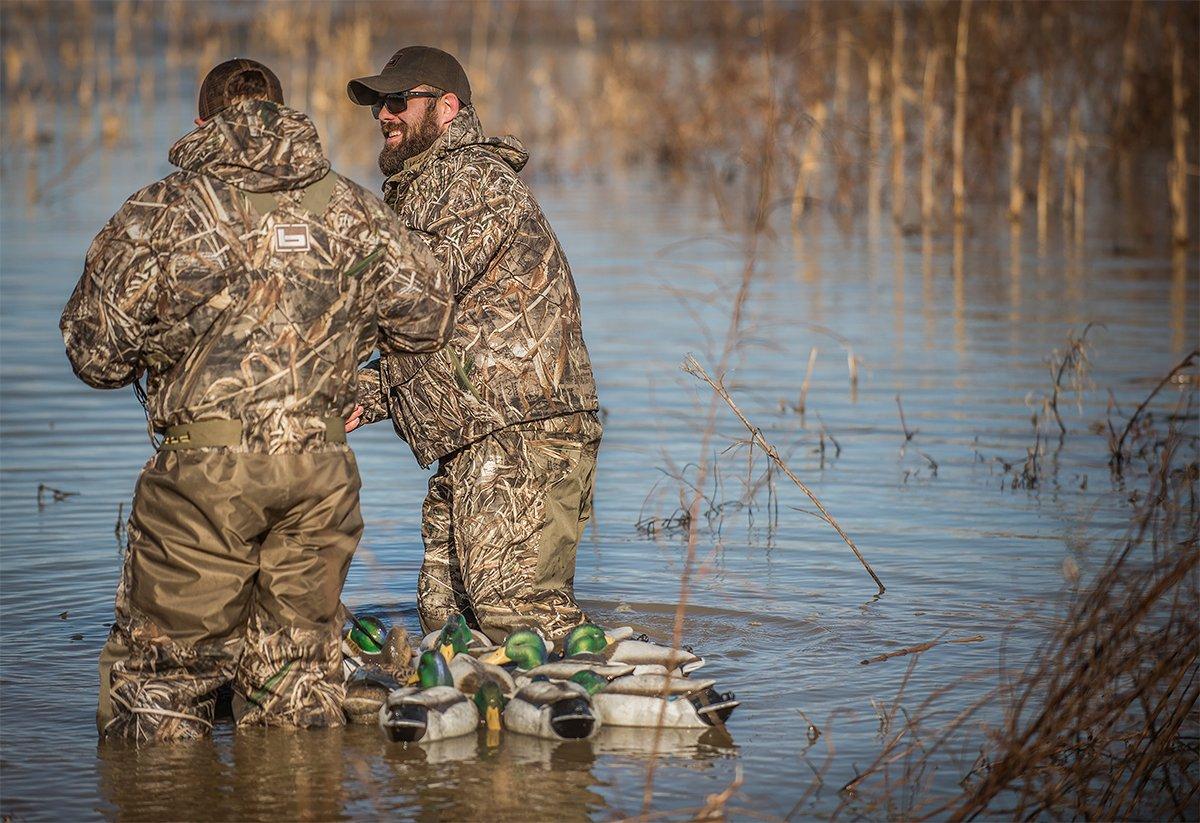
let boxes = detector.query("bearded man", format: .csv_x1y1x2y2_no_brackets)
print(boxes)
345,46,602,643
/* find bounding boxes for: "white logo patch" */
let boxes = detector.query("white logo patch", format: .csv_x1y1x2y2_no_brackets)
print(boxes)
275,224,311,252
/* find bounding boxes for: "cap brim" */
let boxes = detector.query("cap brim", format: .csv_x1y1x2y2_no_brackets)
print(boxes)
347,74,418,105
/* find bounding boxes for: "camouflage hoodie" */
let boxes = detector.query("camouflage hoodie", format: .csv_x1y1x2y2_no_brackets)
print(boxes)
61,100,453,453
359,106,599,467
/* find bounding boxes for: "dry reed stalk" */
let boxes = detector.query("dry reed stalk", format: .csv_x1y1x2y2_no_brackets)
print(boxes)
797,346,818,417
682,354,886,594
952,0,971,223
1110,348,1198,472
890,3,907,225
1072,132,1086,248
868,55,884,223
1008,104,1024,222
791,101,826,225
1063,104,1079,233
1037,81,1053,245
834,24,853,211
920,47,941,228
1168,21,1190,248
860,634,984,665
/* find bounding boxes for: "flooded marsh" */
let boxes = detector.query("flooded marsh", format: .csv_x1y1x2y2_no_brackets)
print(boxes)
1,2,1197,820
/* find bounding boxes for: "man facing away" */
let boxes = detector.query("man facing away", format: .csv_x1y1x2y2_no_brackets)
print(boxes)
61,59,453,740
345,47,602,643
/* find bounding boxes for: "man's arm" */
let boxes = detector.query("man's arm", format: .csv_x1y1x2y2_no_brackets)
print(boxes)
60,195,162,389
423,158,525,298
374,225,455,356
348,218,456,433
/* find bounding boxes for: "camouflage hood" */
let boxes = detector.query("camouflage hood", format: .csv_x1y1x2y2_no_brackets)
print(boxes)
62,102,453,454
168,100,330,193
382,106,527,202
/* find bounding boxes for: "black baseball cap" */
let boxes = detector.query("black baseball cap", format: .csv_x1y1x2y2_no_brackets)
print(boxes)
198,59,284,120
347,46,472,107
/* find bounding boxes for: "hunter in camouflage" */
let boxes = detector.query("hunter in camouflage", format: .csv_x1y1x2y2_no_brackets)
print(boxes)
347,47,601,642
62,60,453,741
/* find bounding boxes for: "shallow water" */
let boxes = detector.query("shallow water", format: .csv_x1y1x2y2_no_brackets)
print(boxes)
2,84,1197,822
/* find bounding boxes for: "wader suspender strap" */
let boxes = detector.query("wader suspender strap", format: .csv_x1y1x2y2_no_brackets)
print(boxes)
242,171,339,218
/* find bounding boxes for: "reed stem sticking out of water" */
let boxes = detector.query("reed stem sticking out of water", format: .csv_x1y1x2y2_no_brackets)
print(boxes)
890,3,908,225
1008,104,1024,222
920,47,942,228
682,354,886,595
952,0,971,223
1168,20,1190,248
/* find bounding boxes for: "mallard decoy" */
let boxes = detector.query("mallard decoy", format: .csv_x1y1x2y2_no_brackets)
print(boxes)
379,650,478,743
343,666,401,725
563,623,705,674
568,670,738,729
473,680,508,740
503,677,600,740
343,614,413,680
419,612,496,661
479,628,551,671
448,652,517,696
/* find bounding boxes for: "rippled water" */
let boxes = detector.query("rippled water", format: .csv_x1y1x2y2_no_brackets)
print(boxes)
1,93,1196,820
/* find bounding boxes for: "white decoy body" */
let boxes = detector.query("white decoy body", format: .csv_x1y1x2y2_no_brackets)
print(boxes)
503,680,600,740
379,685,479,743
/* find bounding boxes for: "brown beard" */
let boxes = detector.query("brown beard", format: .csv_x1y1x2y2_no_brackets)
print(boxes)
378,102,442,176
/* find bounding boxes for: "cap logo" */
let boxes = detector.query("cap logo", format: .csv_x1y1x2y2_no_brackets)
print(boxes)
274,224,311,252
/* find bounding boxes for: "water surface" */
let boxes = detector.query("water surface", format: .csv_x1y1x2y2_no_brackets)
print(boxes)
1,82,1196,822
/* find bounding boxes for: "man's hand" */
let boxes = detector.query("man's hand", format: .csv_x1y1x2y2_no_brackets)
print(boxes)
345,405,365,433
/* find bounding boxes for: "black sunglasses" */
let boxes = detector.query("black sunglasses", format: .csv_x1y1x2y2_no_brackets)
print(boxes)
371,90,441,118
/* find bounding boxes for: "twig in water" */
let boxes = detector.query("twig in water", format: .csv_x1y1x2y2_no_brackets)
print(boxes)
37,483,78,508
1046,323,1099,439
682,354,886,594
695,764,743,820
896,394,917,442
1110,348,1198,473
861,634,984,665
797,346,818,417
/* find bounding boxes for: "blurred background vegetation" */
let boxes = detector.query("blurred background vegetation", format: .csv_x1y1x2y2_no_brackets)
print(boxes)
3,0,1197,249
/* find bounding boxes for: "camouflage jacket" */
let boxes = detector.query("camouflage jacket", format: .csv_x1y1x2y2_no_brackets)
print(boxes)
61,100,453,453
358,106,598,467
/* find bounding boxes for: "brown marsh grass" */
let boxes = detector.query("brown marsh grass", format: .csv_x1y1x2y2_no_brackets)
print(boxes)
2,1,1197,246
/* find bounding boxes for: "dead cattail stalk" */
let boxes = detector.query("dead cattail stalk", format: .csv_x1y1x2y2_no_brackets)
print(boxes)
920,47,942,227
1072,131,1086,247
1168,21,1190,248
890,3,907,224
896,394,917,442
834,24,853,211
1008,104,1024,221
952,0,971,223
860,634,984,665
1110,348,1199,472
682,354,886,594
1063,105,1080,234
1037,80,1053,245
797,346,818,416
868,55,884,222
792,102,827,225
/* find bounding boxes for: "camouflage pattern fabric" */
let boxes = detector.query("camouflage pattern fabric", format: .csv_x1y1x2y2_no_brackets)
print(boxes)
62,99,453,454
100,449,361,741
68,100,453,739
358,106,598,467
417,411,603,641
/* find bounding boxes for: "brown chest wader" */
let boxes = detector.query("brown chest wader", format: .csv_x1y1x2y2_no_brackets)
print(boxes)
100,172,364,740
